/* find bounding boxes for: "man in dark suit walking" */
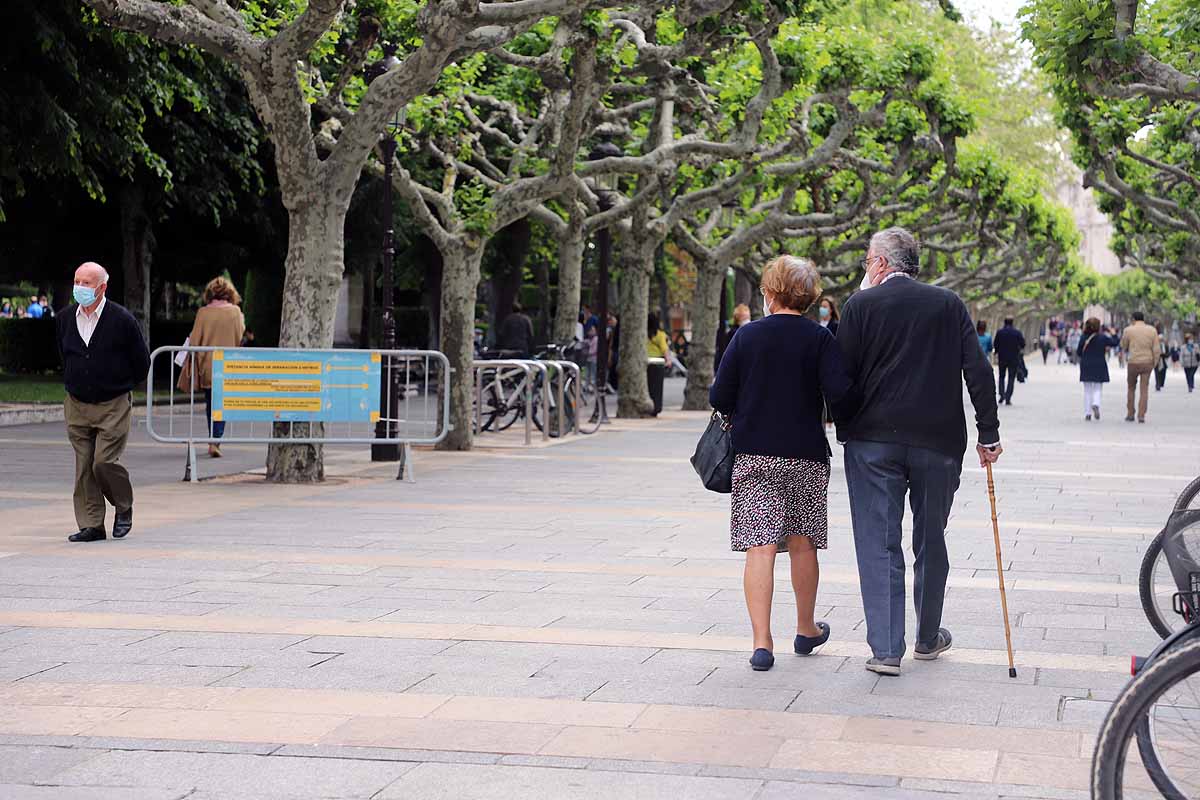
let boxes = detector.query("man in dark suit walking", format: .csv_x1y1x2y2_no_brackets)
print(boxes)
993,318,1026,406
56,262,151,543
836,227,1001,676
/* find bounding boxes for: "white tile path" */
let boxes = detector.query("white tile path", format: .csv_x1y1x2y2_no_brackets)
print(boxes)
0,358,1194,798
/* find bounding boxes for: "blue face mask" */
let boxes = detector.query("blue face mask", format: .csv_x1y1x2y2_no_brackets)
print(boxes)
818,306,830,319
73,284,97,306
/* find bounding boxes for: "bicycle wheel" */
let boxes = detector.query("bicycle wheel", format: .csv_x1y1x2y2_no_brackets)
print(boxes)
1175,475,1200,510
1140,516,1200,638
491,370,526,432
575,378,604,434
546,376,577,438
1093,635,1200,800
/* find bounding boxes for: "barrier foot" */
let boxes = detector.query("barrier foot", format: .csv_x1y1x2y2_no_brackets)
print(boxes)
397,443,415,482
184,443,199,483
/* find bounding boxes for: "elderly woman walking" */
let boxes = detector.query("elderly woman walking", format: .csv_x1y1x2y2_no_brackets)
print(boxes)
710,256,857,671
179,277,245,457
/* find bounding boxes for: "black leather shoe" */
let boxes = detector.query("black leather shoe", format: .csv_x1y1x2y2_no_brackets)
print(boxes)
113,508,133,539
68,527,106,543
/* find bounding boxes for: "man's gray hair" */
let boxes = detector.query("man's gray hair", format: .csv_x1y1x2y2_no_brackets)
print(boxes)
870,227,920,276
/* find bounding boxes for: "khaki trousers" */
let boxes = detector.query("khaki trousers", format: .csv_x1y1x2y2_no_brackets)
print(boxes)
1126,363,1153,421
65,393,134,529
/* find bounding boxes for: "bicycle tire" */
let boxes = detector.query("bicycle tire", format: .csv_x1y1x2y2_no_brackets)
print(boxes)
1174,475,1200,510
1139,531,1176,639
491,372,526,432
1092,635,1200,800
576,380,604,434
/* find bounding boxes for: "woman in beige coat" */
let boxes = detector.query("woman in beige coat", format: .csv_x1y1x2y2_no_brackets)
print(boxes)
179,277,245,457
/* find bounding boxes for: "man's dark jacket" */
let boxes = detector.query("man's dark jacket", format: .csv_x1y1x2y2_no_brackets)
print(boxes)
57,300,151,404
835,277,999,460
993,324,1026,366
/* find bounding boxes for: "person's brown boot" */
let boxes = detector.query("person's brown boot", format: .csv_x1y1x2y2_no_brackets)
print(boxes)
209,444,222,458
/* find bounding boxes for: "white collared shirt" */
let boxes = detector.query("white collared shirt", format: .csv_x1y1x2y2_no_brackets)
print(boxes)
76,296,106,346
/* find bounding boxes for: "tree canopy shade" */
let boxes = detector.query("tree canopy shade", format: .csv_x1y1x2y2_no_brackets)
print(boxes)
1023,0,1200,285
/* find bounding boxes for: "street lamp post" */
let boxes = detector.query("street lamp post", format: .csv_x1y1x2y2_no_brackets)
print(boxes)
589,139,622,423
366,46,402,462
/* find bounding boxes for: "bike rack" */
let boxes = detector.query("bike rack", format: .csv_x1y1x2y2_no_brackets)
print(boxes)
472,362,540,448
543,360,582,436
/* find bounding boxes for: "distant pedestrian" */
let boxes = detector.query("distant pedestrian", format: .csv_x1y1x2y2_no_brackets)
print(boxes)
1154,334,1169,392
837,227,1000,676
817,296,839,335
178,277,245,458
1065,323,1080,365
993,318,1025,406
976,320,993,360
26,295,44,319
646,312,672,416
56,262,150,543
1181,334,1198,393
1120,312,1159,423
0,299,11,318
1078,317,1118,421
496,302,535,358
607,313,620,392
1056,326,1068,364
38,295,54,318
716,303,751,370
709,255,855,671
1039,331,1052,364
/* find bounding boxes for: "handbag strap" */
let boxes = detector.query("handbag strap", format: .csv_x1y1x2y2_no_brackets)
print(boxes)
712,410,732,431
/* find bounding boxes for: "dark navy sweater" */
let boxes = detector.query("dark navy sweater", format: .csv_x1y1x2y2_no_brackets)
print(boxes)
709,314,856,462
56,300,151,404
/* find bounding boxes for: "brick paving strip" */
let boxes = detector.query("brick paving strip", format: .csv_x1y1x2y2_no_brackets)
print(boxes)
0,366,1191,798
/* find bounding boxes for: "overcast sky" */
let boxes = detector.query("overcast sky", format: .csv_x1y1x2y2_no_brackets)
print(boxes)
954,0,1027,30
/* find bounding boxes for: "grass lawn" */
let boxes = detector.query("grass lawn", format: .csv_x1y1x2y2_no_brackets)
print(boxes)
0,372,172,405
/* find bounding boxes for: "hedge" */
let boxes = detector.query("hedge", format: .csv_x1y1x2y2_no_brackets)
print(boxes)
0,318,58,374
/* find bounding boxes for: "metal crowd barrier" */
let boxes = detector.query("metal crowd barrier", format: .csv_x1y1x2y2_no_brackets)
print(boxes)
471,358,583,444
147,346,451,482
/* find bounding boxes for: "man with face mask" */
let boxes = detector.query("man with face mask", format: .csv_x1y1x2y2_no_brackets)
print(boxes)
55,262,151,542
835,227,1001,676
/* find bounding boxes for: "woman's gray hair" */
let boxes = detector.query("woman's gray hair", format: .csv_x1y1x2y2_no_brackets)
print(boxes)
870,227,920,276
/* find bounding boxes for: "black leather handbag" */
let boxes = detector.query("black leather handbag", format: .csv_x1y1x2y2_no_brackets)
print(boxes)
690,411,734,493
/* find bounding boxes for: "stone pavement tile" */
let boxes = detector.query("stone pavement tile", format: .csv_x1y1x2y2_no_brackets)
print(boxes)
755,781,977,800
498,754,590,769
436,639,658,664
1021,613,1106,631
0,661,64,681
432,695,644,727
197,602,405,621
1035,668,1132,694
870,676,1087,708
376,762,763,800
699,764,897,787
0,628,163,647
280,635,455,658
323,717,563,754
137,632,310,650
406,672,607,700
273,743,499,764
787,692,1002,726
702,663,873,692
840,717,1082,757
51,750,415,798
0,743,105,783
87,708,350,745
0,598,97,612
23,663,243,687
772,739,998,783
587,681,799,711
632,704,847,740
0,786,188,800
137,647,334,668
210,666,433,693
994,753,1090,790
0,704,132,737
0,682,234,710
901,778,1089,799
211,688,449,718
586,758,704,776
540,725,781,768
75,601,232,616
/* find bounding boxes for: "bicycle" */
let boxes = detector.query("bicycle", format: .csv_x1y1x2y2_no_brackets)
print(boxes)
1092,507,1200,800
1139,475,1200,637
474,349,536,434
534,343,604,436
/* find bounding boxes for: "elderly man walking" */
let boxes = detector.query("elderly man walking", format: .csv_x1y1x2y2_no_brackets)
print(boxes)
56,263,150,542
836,227,1001,676
1120,311,1158,423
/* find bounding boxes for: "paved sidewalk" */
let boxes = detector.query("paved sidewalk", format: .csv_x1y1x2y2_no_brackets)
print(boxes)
0,360,1193,799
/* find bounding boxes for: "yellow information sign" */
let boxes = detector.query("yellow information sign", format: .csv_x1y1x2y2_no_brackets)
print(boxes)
223,378,323,393
222,397,323,413
224,360,322,375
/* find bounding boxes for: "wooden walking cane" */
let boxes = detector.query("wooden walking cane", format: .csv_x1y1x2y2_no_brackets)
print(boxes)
985,462,1018,678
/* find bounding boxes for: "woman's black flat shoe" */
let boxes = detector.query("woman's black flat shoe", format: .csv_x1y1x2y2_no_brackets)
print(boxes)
749,648,775,671
794,622,831,655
